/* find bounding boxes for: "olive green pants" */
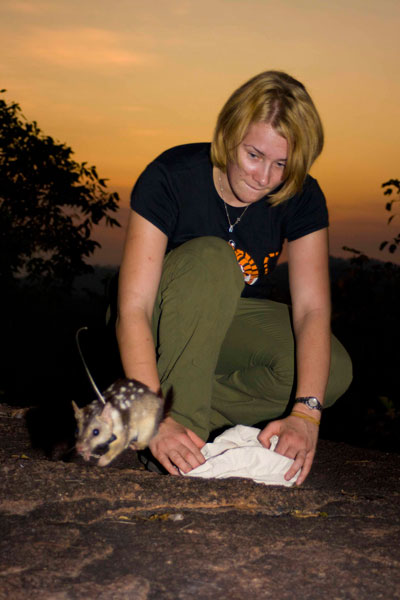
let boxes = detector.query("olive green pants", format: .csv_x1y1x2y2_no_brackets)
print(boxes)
152,237,352,441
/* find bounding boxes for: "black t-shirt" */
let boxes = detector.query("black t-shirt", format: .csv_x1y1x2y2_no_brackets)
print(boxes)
131,143,329,299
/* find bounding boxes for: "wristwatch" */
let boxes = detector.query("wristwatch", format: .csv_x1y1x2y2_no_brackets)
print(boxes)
295,396,323,412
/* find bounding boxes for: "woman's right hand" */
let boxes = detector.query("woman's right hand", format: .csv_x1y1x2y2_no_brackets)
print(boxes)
149,416,206,475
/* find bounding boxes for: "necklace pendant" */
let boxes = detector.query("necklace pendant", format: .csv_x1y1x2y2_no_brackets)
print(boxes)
228,225,234,233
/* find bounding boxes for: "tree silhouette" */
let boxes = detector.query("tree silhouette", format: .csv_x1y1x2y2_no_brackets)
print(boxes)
0,91,120,288
380,179,400,255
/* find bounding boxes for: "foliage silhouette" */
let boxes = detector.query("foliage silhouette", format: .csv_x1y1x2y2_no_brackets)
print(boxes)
328,254,400,453
0,90,120,288
342,179,400,259
380,178,400,255
328,175,400,451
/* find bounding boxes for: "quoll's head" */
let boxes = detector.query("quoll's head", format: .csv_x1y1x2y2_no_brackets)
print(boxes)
72,401,114,461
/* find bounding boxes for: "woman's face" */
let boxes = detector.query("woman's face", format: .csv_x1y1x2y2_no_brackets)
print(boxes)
224,121,288,206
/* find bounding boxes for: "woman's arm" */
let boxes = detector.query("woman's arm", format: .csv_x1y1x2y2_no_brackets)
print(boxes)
116,210,168,391
258,227,331,485
289,226,331,405
116,210,205,474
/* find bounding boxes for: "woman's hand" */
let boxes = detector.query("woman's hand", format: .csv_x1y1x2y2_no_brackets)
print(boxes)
149,416,206,475
257,414,319,485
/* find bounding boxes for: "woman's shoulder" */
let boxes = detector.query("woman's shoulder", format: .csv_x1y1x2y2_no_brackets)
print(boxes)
282,174,324,209
133,143,213,204
302,174,323,194
153,143,211,171
281,174,328,241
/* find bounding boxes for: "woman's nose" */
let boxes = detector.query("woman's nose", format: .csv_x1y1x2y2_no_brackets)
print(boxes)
255,163,271,186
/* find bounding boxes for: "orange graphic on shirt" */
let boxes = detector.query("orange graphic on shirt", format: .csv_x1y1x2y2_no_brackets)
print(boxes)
228,240,259,285
264,251,280,275
228,242,280,286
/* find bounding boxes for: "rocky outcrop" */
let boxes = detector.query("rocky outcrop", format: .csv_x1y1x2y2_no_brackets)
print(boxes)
0,404,399,599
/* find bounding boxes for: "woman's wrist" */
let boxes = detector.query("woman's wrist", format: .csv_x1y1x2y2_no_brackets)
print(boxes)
290,410,321,426
292,396,323,424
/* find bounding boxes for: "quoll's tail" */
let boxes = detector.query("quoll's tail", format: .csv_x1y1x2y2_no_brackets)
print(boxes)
75,327,106,406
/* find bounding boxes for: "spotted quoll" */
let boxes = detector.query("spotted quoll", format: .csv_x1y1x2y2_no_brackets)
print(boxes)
73,378,163,466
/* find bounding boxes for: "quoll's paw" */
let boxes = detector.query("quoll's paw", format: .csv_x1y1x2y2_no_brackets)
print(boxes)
98,454,112,467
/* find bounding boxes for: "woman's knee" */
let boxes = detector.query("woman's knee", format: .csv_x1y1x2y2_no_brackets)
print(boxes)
250,333,351,412
252,351,295,410
164,236,244,294
324,336,353,408
173,236,238,266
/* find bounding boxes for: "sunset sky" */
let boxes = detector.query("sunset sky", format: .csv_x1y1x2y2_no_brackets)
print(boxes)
1,0,399,265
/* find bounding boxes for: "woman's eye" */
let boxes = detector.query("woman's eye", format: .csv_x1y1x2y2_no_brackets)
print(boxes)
92,428,100,437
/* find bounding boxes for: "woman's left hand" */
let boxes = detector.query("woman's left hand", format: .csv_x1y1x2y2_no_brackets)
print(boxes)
257,415,319,485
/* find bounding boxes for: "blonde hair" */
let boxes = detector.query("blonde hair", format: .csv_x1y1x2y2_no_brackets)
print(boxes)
211,71,324,205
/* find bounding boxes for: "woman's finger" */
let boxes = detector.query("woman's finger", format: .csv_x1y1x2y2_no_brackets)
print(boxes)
284,449,307,481
295,451,315,486
186,428,207,449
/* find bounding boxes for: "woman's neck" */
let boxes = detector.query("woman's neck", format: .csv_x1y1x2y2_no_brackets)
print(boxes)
212,166,246,207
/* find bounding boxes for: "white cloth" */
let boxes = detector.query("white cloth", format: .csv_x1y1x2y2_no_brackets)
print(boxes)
181,425,299,486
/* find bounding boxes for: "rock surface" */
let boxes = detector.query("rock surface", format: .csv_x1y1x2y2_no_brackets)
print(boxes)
0,404,399,600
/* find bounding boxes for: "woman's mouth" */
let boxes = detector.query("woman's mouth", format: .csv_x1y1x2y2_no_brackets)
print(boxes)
244,181,269,193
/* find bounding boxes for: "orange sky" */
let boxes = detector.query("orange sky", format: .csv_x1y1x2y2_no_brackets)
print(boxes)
1,0,399,265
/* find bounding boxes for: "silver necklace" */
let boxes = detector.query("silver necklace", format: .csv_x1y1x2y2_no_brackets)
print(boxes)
218,172,250,233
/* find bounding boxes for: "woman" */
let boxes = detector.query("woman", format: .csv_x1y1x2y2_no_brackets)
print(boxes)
116,71,352,485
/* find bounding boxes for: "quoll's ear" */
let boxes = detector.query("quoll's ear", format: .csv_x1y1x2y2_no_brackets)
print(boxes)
72,401,82,421
100,402,113,425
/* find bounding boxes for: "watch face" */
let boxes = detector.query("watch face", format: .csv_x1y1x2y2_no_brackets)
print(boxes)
296,396,322,411
308,398,318,408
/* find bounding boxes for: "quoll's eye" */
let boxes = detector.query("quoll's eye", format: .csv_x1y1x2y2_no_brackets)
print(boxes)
92,428,100,437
